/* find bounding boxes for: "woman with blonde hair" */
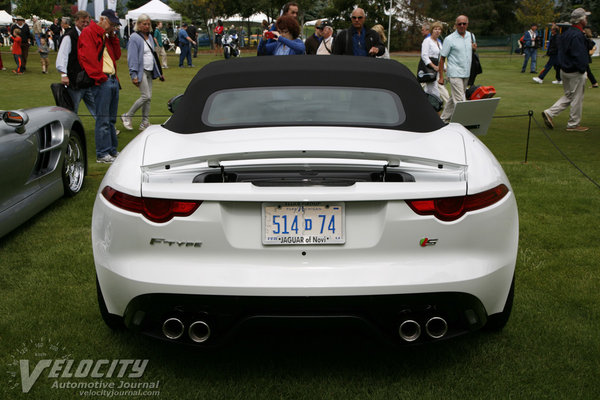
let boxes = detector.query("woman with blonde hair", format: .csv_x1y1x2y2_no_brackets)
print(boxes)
122,14,164,132
421,21,443,101
372,24,389,59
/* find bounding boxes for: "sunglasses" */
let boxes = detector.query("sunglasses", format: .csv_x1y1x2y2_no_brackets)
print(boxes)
351,16,364,20
457,22,468,26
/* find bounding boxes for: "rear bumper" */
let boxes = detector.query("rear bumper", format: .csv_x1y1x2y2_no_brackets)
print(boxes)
122,292,489,347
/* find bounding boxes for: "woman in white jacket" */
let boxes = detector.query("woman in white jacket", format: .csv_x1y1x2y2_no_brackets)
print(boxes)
421,21,443,100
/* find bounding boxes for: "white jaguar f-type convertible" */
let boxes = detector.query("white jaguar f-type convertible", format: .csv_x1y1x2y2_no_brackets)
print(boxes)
92,56,518,346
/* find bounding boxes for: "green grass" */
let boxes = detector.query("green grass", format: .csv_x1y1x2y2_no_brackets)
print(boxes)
0,50,599,399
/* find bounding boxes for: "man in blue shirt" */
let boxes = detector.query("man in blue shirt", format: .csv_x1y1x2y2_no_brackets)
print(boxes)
542,8,591,132
332,8,385,57
521,24,538,73
437,15,476,123
178,23,196,67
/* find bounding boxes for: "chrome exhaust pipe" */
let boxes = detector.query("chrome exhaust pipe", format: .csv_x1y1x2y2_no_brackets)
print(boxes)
425,317,448,339
162,317,185,340
188,320,211,343
398,319,421,342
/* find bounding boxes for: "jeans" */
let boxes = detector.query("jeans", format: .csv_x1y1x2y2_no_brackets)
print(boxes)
67,87,96,118
522,48,537,72
92,76,119,157
539,54,560,81
179,44,192,66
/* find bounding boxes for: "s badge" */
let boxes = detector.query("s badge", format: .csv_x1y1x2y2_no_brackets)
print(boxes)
420,238,438,247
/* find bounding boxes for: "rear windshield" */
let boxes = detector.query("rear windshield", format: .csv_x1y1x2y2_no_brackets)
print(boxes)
202,87,406,128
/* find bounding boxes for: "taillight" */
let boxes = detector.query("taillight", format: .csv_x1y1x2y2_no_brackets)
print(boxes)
101,186,202,223
407,184,509,222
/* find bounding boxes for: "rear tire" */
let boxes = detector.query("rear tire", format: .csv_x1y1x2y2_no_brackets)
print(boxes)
62,131,86,197
96,276,125,330
485,275,514,331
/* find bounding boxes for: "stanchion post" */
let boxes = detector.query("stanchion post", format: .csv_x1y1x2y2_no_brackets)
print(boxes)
524,110,533,163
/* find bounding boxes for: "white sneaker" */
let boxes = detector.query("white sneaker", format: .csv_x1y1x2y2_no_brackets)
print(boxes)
532,77,543,84
552,80,562,85
121,114,133,130
139,121,151,131
96,154,116,164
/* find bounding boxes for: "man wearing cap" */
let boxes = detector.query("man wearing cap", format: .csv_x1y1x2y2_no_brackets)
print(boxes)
78,10,122,163
542,8,591,133
11,17,31,72
304,19,322,55
316,21,334,55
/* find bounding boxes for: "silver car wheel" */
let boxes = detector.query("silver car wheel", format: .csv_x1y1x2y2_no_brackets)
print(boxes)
63,133,85,195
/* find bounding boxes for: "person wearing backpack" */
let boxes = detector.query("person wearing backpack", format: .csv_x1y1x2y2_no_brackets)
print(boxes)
521,23,538,73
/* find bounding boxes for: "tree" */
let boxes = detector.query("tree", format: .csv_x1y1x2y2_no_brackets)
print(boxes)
126,0,148,11
426,0,520,35
515,0,558,28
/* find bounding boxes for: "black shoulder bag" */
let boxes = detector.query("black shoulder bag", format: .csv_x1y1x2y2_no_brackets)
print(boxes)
417,39,439,83
139,32,163,78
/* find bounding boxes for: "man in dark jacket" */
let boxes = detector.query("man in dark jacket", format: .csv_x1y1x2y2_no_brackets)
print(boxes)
533,24,561,84
332,8,385,57
304,20,322,55
11,17,31,71
542,8,591,132
187,23,198,57
55,11,95,116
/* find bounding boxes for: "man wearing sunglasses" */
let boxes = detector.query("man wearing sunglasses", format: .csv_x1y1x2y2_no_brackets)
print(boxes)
437,15,477,123
332,7,385,57
305,19,322,55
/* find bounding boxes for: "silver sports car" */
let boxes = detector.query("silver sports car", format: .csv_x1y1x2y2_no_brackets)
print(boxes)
93,56,518,346
0,107,87,238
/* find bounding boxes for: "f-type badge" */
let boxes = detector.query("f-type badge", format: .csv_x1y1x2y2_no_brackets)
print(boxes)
420,238,438,247
150,238,202,248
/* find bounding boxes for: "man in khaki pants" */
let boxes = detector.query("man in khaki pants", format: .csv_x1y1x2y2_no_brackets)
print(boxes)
542,8,591,132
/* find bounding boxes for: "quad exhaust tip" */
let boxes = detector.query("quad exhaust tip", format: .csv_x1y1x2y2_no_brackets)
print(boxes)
188,320,211,343
398,319,421,342
425,317,448,339
162,317,185,340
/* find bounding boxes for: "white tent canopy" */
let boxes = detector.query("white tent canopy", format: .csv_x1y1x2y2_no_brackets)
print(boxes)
209,12,269,25
125,0,181,22
0,10,13,25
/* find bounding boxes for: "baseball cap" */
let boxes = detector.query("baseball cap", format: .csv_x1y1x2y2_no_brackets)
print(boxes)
101,9,121,25
318,21,332,29
571,8,591,23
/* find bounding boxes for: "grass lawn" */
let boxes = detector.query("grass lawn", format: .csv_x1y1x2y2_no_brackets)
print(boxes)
0,48,599,399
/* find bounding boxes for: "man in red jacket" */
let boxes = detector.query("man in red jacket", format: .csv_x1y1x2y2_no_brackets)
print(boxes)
78,9,122,163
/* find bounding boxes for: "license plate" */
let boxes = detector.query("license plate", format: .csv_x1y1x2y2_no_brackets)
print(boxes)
262,202,345,245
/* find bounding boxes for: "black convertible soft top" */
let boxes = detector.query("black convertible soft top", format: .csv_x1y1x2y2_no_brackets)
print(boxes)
164,55,445,133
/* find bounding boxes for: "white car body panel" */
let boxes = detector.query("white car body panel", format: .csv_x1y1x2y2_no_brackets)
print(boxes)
92,57,518,345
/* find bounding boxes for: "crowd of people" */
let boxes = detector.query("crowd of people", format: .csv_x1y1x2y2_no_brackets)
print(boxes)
0,3,595,162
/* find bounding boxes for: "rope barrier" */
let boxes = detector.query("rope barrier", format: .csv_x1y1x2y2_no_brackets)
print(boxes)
530,113,600,190
491,110,598,189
